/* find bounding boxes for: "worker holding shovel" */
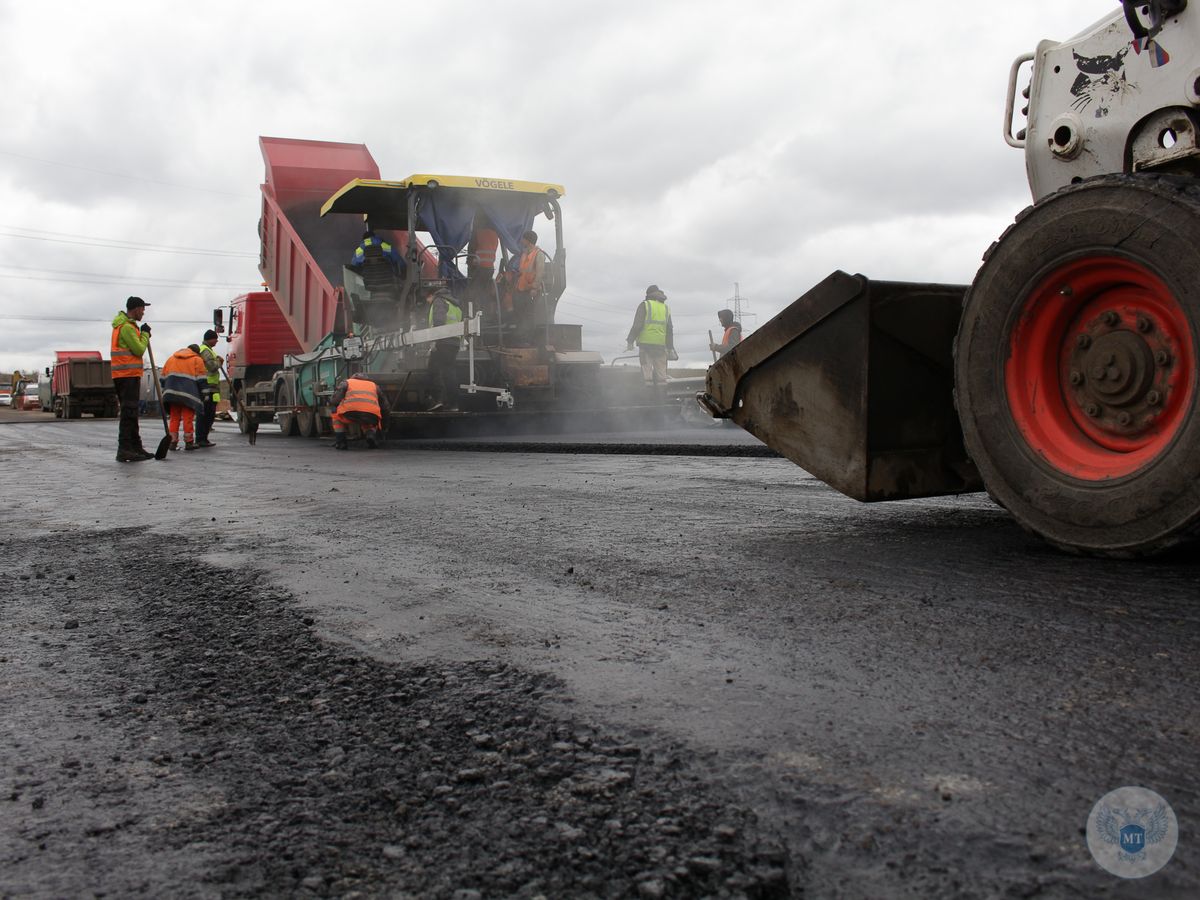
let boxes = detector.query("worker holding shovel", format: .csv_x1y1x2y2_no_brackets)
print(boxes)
110,296,153,462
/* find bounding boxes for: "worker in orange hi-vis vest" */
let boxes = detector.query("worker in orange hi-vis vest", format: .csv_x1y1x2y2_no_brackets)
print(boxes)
331,375,384,450
159,345,207,451
110,296,153,462
709,309,743,357
511,230,546,345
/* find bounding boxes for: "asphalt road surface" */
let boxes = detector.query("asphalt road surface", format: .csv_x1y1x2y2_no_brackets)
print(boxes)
1,414,1196,898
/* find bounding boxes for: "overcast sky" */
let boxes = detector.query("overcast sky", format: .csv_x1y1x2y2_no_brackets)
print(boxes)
0,1,1114,375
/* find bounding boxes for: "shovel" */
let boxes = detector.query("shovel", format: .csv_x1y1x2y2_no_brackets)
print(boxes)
708,329,719,363
146,341,172,460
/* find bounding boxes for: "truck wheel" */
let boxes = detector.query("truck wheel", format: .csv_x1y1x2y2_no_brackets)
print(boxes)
296,408,319,438
956,174,1200,556
274,384,298,436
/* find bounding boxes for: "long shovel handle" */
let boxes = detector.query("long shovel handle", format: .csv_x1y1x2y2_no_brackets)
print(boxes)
147,341,169,435
145,341,174,459
708,330,719,363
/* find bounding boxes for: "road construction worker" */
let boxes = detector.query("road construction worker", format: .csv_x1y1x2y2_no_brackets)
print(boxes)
468,224,499,281
512,230,546,345
351,228,403,273
350,228,404,301
160,344,207,451
467,223,500,318
331,375,384,450
424,287,463,411
710,309,743,357
196,329,223,448
626,285,677,386
111,296,153,463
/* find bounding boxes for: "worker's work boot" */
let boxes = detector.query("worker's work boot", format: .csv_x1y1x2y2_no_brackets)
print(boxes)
184,441,197,452
170,438,179,452
197,440,216,448
116,445,152,463
333,435,349,450
365,435,378,450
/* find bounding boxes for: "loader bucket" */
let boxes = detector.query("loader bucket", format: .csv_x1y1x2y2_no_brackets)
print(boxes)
700,271,982,501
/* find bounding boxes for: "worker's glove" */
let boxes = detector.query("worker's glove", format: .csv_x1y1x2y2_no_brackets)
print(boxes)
217,355,225,365
140,323,151,336
668,348,679,361
625,343,635,352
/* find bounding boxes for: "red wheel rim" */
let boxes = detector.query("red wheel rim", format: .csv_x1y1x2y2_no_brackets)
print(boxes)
1005,256,1195,480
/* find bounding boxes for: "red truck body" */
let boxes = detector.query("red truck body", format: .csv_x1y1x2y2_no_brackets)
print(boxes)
256,136,379,352
51,350,115,418
224,291,305,381
224,137,437,385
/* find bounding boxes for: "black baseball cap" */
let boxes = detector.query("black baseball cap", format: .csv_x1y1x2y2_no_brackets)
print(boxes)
126,296,150,310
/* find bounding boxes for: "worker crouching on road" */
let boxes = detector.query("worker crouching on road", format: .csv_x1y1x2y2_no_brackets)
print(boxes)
111,296,153,463
331,375,384,450
626,285,677,386
160,345,207,451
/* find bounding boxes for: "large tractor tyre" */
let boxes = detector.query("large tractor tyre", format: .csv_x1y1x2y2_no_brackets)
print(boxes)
956,174,1200,556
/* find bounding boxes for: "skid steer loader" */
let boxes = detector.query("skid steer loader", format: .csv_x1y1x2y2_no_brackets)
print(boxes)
701,1,1200,556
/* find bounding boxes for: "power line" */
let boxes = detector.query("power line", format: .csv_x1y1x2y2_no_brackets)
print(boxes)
0,321,210,328
0,262,255,289
0,273,257,291
0,226,257,258
0,148,242,197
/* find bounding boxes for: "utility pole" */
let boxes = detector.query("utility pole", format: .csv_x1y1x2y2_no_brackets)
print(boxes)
726,283,754,331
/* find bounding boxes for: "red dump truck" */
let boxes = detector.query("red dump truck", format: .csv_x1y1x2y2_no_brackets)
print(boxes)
47,351,117,419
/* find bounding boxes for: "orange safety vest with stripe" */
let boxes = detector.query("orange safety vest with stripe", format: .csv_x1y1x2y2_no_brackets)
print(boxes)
516,247,541,292
721,325,741,348
338,377,382,422
111,317,144,379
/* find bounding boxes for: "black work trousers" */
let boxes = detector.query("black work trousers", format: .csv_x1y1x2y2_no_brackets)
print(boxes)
114,377,142,450
429,341,460,407
197,394,216,442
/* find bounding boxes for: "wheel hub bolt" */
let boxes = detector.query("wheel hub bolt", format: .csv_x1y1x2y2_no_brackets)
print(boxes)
1155,350,1172,366
1077,334,1092,349
1092,367,1107,381
1102,311,1120,327
1060,285,1074,297
1137,315,1153,333
1069,370,1083,386
1147,390,1162,406
1117,411,1132,426
1085,403,1101,417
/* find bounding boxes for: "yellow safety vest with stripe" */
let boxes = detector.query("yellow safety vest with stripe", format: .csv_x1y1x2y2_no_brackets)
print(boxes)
354,237,394,265
110,317,145,379
428,296,463,328
638,299,669,346
198,343,222,402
